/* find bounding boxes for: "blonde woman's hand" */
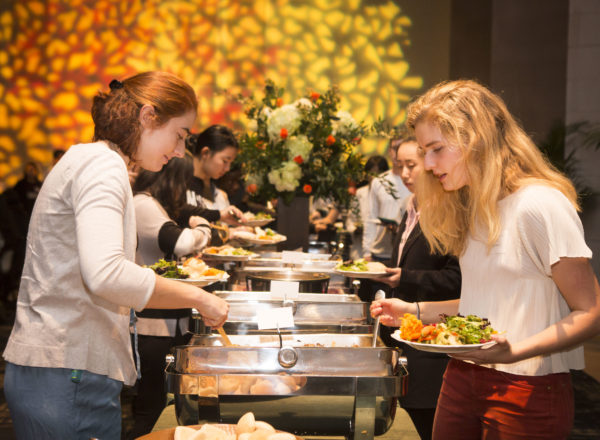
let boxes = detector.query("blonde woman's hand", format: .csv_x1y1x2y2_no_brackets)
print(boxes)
370,298,411,327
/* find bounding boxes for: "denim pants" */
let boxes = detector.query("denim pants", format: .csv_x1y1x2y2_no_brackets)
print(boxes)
4,362,123,440
433,359,573,440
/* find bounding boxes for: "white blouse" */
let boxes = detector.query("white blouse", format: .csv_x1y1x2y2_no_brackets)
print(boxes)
459,185,592,376
3,141,156,385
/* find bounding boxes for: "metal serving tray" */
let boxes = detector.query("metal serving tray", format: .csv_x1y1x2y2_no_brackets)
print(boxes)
166,343,407,440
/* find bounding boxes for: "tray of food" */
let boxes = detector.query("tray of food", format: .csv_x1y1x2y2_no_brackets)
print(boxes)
241,211,275,227
201,245,258,261
333,259,389,279
391,313,499,353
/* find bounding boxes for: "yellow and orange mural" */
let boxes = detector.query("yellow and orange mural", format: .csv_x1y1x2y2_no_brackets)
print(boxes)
0,0,423,191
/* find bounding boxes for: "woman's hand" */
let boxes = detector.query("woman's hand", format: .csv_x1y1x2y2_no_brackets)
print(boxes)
220,205,243,225
197,290,229,328
377,267,401,288
449,334,519,364
370,298,413,327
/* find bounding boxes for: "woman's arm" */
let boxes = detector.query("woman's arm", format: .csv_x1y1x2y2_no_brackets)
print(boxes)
144,274,229,327
453,257,600,364
370,297,460,326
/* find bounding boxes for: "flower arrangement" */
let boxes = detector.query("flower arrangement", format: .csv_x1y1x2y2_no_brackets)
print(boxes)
236,80,368,208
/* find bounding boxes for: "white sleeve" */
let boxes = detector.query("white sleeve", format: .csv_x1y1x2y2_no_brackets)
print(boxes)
517,187,592,276
174,220,211,256
72,154,155,309
362,179,382,256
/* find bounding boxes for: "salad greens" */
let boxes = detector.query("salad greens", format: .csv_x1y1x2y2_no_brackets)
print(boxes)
336,258,369,272
146,259,189,279
441,314,496,344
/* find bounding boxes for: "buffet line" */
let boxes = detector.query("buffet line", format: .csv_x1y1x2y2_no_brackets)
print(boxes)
147,220,408,440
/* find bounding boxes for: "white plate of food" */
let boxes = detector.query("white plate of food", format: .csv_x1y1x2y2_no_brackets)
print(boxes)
391,332,496,353
201,245,258,261
240,211,275,227
174,273,230,287
390,313,499,353
231,227,286,245
333,259,389,278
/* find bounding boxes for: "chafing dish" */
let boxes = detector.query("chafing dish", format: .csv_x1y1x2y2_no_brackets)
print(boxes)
246,270,330,293
191,291,372,335
166,334,407,440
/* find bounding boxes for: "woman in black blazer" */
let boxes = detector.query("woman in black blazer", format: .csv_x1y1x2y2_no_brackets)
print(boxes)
377,137,461,440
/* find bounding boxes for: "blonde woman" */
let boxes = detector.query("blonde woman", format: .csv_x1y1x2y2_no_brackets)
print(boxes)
371,80,600,440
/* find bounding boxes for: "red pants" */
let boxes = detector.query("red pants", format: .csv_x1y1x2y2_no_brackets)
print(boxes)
433,359,573,440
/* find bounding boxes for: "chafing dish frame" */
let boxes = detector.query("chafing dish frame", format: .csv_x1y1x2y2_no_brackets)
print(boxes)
165,345,408,440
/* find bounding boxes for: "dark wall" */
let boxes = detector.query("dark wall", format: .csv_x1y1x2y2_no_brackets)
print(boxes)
449,0,569,143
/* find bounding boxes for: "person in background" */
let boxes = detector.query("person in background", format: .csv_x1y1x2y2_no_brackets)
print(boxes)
13,161,42,224
187,124,239,212
376,139,461,440
128,151,212,438
3,71,229,440
372,80,600,440
362,137,411,262
346,154,389,260
358,139,411,302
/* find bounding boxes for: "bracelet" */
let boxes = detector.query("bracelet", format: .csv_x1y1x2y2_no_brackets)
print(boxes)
415,302,421,320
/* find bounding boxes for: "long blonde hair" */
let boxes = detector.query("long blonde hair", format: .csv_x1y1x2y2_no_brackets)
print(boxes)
406,80,578,256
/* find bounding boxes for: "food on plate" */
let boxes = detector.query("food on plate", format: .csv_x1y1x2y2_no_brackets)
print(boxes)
231,227,285,242
335,258,387,273
203,245,255,257
243,211,273,221
253,227,280,240
173,411,296,440
181,257,227,279
146,259,189,279
396,312,498,345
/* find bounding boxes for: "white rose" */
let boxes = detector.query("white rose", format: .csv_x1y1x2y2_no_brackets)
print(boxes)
268,161,302,192
267,104,302,142
332,110,358,136
285,135,313,161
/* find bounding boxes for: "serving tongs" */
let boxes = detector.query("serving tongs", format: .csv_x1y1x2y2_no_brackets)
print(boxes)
372,290,385,347
210,223,230,243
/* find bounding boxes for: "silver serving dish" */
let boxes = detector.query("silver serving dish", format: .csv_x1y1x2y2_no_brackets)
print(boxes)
166,335,407,440
191,292,371,335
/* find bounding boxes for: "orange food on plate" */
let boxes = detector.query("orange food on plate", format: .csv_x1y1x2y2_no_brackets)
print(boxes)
399,313,423,341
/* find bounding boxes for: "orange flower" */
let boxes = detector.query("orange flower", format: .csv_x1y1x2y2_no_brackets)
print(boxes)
326,135,336,146
276,97,283,107
303,184,312,194
256,140,266,150
348,185,357,196
280,128,288,139
246,183,258,194
310,91,320,101
293,155,303,164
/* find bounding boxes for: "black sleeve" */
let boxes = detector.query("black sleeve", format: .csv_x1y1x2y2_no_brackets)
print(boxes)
176,204,220,226
397,255,462,302
158,221,184,256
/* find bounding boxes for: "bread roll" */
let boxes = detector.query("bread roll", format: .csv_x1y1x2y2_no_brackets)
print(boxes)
236,412,256,435
174,426,198,440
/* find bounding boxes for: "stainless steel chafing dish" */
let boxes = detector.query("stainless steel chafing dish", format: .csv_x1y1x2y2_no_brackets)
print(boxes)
191,292,372,335
166,333,407,440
